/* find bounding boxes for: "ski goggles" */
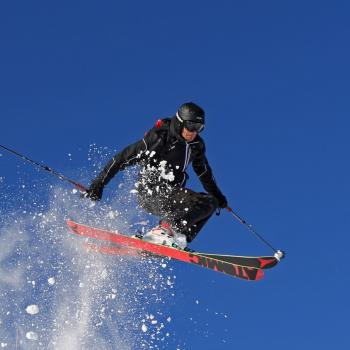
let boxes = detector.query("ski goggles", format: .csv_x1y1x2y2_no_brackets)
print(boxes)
183,120,205,133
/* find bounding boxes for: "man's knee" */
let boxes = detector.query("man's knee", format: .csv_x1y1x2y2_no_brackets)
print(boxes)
200,193,218,216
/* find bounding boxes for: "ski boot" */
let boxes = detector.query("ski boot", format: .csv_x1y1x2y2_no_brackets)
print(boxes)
142,221,174,246
143,221,188,249
160,221,188,250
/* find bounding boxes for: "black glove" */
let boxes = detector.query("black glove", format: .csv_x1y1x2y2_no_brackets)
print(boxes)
85,182,104,201
215,192,228,209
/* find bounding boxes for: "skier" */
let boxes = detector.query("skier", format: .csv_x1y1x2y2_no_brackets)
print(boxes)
85,102,228,249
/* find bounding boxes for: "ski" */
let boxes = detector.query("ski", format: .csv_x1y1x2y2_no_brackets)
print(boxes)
83,241,278,269
196,253,278,269
83,242,140,257
67,219,265,281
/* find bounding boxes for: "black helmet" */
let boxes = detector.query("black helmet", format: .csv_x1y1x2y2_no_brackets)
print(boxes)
176,102,205,133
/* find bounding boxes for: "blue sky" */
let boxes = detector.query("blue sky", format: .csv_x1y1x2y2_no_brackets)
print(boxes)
1,1,350,349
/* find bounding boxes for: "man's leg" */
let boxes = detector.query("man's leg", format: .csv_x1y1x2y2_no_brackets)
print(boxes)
162,188,218,242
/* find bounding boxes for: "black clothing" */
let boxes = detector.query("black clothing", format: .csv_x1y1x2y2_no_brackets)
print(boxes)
88,116,227,240
139,187,218,242
85,182,103,201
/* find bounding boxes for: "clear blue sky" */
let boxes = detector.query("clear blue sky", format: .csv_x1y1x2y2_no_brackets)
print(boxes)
1,1,350,349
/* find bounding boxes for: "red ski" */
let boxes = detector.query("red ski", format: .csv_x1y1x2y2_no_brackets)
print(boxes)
67,219,266,281
83,242,278,269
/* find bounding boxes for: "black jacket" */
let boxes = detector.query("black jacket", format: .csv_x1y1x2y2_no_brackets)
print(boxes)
91,116,226,204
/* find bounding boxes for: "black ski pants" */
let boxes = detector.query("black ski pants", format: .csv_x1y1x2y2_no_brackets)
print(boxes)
138,187,218,242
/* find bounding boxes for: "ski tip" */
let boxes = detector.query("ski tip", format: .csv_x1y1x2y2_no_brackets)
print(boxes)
257,257,279,269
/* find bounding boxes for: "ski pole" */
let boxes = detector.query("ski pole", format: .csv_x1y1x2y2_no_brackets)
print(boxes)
226,206,285,260
0,144,87,192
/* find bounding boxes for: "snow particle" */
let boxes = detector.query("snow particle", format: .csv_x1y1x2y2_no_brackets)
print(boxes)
48,277,56,285
141,324,148,332
166,279,173,286
101,269,108,279
26,331,38,341
26,304,39,315
107,211,116,219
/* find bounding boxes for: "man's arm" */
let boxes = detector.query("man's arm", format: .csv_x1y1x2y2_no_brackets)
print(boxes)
192,144,228,208
86,126,164,200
